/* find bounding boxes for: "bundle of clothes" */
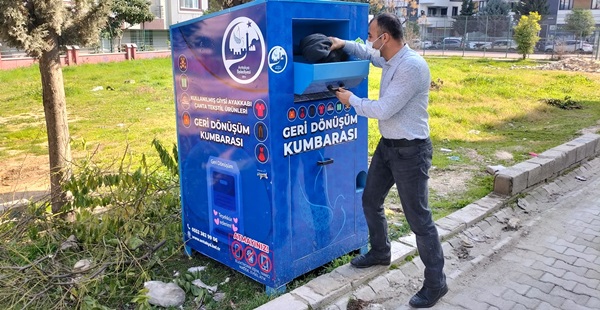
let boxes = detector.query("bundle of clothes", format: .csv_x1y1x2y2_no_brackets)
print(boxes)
296,33,348,64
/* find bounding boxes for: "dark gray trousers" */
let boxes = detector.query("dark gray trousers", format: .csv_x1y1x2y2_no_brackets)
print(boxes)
362,138,446,289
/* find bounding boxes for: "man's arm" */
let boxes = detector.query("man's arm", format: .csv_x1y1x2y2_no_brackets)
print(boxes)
342,63,424,120
328,37,386,67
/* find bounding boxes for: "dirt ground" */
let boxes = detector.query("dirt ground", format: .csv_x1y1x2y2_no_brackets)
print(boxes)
0,154,50,203
0,151,479,205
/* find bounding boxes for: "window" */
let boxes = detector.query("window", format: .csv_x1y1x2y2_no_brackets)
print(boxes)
130,30,154,50
452,7,458,16
441,8,448,16
180,0,200,9
593,0,600,9
427,8,437,16
559,0,573,9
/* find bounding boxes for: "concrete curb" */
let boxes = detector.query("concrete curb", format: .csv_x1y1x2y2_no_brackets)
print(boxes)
493,133,600,196
257,133,600,310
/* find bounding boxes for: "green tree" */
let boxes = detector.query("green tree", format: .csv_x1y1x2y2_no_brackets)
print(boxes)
564,9,595,39
453,0,477,36
0,0,112,213
460,0,475,15
514,0,549,17
102,0,154,52
206,0,253,14
478,0,511,37
513,12,541,59
481,0,511,15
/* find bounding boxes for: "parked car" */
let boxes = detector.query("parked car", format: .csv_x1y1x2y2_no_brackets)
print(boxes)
467,41,492,50
436,37,462,49
411,39,433,50
490,40,518,51
535,39,551,52
544,40,593,53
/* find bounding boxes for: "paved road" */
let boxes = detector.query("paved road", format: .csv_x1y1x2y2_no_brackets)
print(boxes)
434,158,600,310
324,157,600,310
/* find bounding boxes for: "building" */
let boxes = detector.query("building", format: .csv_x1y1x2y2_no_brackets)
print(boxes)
107,0,209,51
0,0,208,56
390,0,598,42
545,0,600,40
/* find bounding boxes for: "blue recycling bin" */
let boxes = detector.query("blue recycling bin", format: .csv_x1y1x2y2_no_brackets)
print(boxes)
170,0,369,292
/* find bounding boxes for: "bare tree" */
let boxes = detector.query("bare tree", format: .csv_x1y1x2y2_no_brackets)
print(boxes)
0,0,112,213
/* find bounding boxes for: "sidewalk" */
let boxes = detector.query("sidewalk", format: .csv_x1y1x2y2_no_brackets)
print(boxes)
258,134,600,310
433,158,600,309
326,156,600,310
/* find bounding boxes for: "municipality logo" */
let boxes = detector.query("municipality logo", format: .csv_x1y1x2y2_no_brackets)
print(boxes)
222,17,265,85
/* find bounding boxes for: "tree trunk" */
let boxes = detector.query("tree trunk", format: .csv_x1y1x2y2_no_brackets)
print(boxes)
39,37,72,214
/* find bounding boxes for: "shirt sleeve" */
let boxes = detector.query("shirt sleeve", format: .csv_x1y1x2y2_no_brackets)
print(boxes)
349,63,422,120
343,40,386,68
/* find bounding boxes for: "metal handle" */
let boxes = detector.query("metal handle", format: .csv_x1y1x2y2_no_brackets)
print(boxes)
317,158,334,166
327,82,345,92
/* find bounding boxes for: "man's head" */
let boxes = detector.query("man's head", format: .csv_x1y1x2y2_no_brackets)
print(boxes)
368,13,403,42
367,13,404,59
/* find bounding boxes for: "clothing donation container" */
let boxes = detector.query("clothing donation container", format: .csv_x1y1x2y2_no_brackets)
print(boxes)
170,0,370,293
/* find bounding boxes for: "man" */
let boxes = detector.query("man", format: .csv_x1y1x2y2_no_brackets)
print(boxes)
329,13,447,308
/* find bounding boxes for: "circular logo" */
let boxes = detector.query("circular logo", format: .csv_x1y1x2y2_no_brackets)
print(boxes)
258,252,272,273
222,17,265,84
317,103,326,116
182,112,191,128
254,122,268,142
180,93,190,110
180,74,189,91
287,108,297,121
253,99,267,120
268,46,287,73
244,246,257,266
178,55,188,72
231,241,244,261
255,143,269,164
327,102,335,115
298,106,307,120
308,105,317,118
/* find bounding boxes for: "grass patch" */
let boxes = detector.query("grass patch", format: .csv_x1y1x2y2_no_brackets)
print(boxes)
1,57,600,309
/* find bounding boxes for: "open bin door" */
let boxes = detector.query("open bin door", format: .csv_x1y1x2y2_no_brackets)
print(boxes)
294,60,369,95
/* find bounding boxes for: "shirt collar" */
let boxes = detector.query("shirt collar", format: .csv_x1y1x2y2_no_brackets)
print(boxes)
386,43,410,66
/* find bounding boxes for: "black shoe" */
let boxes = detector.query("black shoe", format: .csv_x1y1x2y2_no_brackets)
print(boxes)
409,284,448,308
350,252,391,268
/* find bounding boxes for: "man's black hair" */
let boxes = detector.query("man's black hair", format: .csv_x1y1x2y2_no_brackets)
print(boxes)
370,13,403,41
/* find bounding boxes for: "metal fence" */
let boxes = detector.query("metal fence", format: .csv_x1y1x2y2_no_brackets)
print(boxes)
407,14,600,59
2,15,599,60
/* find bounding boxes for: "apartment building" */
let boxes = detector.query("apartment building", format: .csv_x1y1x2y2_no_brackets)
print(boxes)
1,1,208,56
553,0,600,23
390,0,469,38
117,0,209,51
391,0,598,40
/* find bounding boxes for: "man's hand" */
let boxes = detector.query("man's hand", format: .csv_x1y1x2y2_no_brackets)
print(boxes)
329,36,345,51
335,88,353,108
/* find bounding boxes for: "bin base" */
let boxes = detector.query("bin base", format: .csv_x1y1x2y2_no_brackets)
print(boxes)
266,284,286,296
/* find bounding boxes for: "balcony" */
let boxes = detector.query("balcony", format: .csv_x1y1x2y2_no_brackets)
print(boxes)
421,16,455,28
